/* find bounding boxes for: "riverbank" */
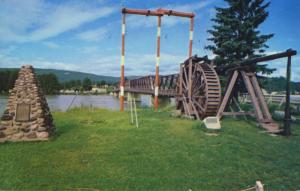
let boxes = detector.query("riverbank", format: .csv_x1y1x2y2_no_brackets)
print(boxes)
0,108,299,190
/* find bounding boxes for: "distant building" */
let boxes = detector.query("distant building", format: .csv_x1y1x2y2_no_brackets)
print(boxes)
60,89,76,94
91,87,107,94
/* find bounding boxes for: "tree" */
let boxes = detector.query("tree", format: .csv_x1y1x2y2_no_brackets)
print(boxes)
0,70,18,94
206,0,274,74
100,80,106,86
38,73,61,94
82,78,92,91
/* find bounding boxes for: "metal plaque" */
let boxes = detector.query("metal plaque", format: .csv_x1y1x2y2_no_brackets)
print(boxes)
16,103,30,122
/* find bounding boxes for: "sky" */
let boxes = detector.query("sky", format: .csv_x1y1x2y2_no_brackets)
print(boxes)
0,0,299,81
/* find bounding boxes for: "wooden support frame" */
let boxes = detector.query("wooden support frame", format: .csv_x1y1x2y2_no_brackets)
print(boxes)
217,70,280,132
216,49,297,134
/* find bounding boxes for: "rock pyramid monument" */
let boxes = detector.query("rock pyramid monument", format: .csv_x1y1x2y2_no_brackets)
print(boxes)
0,65,54,142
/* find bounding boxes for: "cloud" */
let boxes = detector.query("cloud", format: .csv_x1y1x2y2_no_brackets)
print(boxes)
81,46,101,54
42,41,60,49
0,49,186,77
82,53,186,76
0,53,80,71
126,0,215,28
77,28,108,42
0,0,116,43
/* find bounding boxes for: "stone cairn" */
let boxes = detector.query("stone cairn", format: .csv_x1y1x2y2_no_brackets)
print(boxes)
0,65,54,142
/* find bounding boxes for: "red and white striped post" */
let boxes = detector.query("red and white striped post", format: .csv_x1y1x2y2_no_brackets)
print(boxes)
188,17,194,57
120,13,126,111
188,16,194,99
154,16,162,111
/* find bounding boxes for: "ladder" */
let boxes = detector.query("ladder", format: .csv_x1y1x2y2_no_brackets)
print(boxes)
128,93,139,128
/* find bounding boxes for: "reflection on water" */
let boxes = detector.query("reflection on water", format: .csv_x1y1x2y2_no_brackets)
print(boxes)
0,95,123,113
47,95,122,111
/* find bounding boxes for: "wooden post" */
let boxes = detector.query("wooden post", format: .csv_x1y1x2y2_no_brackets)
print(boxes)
284,56,292,136
154,16,161,111
179,64,183,96
120,13,126,111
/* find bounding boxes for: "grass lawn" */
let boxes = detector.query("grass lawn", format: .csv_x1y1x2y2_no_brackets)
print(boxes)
0,108,300,190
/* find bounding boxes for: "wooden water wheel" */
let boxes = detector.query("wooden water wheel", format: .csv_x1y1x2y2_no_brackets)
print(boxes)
176,57,221,119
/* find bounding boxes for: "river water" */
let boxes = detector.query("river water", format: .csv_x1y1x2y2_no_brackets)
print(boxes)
1,94,299,115
0,95,125,114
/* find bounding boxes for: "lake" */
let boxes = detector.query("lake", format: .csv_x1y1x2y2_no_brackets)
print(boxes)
0,95,126,114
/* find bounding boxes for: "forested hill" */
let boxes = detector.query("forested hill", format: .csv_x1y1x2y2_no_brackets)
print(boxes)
1,68,299,93
261,76,300,93
0,68,119,83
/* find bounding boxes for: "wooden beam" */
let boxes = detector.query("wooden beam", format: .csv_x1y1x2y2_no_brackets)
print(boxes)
250,74,272,120
122,8,163,16
157,8,194,18
217,70,239,118
215,49,297,74
222,112,255,116
238,49,297,66
241,71,264,121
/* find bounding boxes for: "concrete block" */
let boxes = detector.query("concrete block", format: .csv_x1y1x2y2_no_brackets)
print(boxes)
203,117,221,130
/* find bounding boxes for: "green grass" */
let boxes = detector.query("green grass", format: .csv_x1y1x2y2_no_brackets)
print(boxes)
0,108,300,190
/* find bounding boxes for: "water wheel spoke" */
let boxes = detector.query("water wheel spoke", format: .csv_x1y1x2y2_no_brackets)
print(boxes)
190,101,200,119
193,98,205,114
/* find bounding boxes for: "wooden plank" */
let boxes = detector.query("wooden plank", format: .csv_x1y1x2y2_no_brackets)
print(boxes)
217,70,239,118
241,71,264,121
222,112,255,116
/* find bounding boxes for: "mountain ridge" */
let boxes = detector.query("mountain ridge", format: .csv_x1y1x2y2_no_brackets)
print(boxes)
0,68,119,83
